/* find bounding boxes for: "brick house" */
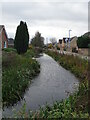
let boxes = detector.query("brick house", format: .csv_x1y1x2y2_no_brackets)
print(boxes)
0,25,8,49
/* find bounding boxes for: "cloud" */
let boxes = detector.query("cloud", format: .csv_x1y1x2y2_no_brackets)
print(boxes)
2,0,89,3
0,3,2,23
2,2,87,22
1,1,88,42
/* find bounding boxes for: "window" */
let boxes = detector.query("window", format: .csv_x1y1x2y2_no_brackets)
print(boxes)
4,41,7,48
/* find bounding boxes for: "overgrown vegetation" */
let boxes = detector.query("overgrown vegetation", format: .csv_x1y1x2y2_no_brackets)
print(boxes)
46,51,88,80
2,48,40,107
3,49,90,119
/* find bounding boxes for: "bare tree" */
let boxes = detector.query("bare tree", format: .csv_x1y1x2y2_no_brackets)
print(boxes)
50,37,57,45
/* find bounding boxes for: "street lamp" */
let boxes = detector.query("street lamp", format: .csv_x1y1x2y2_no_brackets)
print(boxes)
46,37,48,45
46,37,48,49
69,29,72,48
65,38,68,48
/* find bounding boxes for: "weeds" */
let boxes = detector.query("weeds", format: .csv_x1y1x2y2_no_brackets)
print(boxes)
2,49,40,107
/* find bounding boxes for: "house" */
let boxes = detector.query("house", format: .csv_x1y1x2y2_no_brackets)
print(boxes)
78,32,90,56
67,36,78,52
0,25,8,49
8,38,14,48
57,39,62,50
58,36,78,52
58,38,69,51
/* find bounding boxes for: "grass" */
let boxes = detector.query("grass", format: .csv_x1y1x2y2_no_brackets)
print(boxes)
3,49,90,119
2,48,40,107
2,48,17,52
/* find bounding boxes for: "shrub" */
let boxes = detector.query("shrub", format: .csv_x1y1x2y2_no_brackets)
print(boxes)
2,48,16,52
56,45,60,50
77,36,90,48
72,47,78,53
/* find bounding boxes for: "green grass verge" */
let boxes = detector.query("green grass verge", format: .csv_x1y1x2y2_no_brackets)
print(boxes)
2,48,40,107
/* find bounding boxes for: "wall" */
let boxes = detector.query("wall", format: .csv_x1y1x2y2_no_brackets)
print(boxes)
1,29,8,49
78,48,89,56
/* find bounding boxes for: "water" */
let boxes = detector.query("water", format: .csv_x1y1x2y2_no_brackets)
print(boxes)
3,53,79,117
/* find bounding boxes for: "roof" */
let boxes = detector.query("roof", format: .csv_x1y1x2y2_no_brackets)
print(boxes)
8,38,14,45
59,39,63,44
71,36,77,41
0,25,4,34
63,38,69,43
63,36,77,43
0,25,8,41
58,36,77,44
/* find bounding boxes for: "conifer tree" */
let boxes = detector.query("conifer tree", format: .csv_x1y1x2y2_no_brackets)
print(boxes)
14,21,29,54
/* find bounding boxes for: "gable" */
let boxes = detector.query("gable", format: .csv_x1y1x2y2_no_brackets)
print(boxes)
0,25,8,42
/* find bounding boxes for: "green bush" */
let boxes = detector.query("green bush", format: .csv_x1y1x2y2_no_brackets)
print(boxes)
2,48,16,52
77,36,90,48
88,44,90,48
56,45,60,50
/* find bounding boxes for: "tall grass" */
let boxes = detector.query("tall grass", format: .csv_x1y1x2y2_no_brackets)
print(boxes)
2,49,40,107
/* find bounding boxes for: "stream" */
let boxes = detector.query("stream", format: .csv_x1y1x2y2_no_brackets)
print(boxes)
3,53,79,117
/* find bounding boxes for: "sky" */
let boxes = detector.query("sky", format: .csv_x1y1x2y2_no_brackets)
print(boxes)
0,0,89,43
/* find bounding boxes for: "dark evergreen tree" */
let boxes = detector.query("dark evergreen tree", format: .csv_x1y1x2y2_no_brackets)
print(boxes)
14,21,29,54
77,36,90,48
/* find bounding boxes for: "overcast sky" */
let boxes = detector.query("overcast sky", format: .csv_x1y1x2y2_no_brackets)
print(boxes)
0,0,89,43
